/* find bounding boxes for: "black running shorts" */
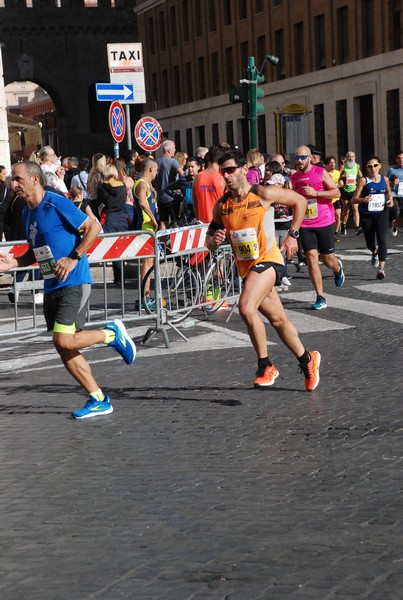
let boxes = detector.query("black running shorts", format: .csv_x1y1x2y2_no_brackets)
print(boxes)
300,224,335,254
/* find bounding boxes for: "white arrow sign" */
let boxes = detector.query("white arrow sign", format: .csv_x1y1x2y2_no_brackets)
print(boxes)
96,83,135,103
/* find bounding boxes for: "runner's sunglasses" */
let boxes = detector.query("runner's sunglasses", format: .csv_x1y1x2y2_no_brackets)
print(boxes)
367,163,380,168
295,154,310,160
219,166,239,175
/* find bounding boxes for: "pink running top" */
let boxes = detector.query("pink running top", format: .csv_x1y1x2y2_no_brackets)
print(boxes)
291,165,335,228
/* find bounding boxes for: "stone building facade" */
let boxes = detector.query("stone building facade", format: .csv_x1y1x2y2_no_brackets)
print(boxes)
0,0,140,158
134,0,403,164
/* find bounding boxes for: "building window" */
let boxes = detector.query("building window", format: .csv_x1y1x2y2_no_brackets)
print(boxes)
225,47,234,89
315,15,326,69
151,73,158,109
256,35,266,70
337,6,349,64
226,121,234,145
186,128,193,155
274,29,285,80
211,52,219,96
209,0,217,32
223,0,231,26
197,125,206,148
174,130,181,151
336,99,348,159
212,123,219,145
162,70,169,108
390,0,403,50
182,1,189,42
170,6,177,47
173,65,180,105
362,0,374,57
159,12,166,52
240,41,249,71
294,22,305,75
314,104,325,156
185,62,193,102
195,2,202,37
272,0,282,7
258,116,267,153
198,56,206,99
387,89,401,163
147,17,155,55
239,0,247,20
256,0,264,14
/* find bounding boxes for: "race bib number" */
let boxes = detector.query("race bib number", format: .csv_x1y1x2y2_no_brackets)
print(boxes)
33,245,56,279
368,193,385,212
304,199,318,219
230,228,259,261
398,181,403,196
346,174,356,186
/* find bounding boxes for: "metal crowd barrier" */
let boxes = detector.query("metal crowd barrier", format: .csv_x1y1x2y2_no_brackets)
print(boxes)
0,225,242,346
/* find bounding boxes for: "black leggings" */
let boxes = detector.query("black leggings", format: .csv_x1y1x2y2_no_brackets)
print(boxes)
360,209,389,262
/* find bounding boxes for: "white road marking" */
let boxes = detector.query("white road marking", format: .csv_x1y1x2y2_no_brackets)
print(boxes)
285,291,403,323
354,283,403,297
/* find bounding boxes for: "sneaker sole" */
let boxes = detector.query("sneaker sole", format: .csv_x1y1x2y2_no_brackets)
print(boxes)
113,319,137,365
334,261,345,288
254,370,279,388
73,405,114,419
306,352,321,391
311,303,327,310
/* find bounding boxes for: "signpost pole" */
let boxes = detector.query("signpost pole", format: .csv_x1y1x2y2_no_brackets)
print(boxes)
125,105,132,150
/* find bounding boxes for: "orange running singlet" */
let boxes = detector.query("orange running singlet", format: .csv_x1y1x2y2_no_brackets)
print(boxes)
220,186,283,279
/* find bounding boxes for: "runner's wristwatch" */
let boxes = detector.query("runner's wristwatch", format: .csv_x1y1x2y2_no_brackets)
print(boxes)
70,250,82,261
287,229,300,239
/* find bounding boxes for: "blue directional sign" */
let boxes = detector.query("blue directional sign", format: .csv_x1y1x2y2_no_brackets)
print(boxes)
96,83,135,102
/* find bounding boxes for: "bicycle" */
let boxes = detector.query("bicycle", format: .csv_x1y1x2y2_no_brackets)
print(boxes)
140,242,238,324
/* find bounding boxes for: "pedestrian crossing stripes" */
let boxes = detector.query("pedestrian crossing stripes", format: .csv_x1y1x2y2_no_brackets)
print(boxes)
2,283,403,374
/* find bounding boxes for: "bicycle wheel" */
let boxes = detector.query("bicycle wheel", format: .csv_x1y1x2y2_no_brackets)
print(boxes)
141,260,199,324
202,250,237,314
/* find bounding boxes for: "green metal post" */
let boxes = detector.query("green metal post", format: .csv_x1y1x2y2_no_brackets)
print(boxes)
248,56,258,149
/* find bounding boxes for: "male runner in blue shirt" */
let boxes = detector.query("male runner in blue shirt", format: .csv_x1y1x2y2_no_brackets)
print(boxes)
0,161,136,419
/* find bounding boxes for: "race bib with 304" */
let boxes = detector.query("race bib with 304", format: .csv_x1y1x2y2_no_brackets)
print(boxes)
33,245,56,279
368,193,385,212
305,199,319,219
230,228,259,261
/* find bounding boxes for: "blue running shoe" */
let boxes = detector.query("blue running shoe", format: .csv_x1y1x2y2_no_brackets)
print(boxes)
311,296,327,310
334,259,345,287
73,394,113,420
105,319,136,365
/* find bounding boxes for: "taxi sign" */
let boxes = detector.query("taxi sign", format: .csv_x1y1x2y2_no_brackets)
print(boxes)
109,101,126,143
134,116,163,152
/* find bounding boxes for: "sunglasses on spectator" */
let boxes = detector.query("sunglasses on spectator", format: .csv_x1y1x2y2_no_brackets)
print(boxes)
219,165,239,175
295,155,309,160
367,163,380,168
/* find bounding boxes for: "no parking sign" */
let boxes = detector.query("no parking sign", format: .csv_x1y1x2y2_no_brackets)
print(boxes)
134,116,162,152
109,101,126,143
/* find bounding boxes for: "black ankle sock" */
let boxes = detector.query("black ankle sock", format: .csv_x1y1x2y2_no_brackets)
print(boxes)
298,351,310,366
258,357,272,369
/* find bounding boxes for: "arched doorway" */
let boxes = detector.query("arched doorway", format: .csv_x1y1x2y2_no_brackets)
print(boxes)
5,81,56,159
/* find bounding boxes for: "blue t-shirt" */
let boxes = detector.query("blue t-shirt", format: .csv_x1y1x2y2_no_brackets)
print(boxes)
23,191,93,293
386,165,403,198
359,175,388,216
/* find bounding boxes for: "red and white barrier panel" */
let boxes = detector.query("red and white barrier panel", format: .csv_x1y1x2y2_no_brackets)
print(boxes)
0,243,30,258
157,225,208,254
0,233,155,264
87,233,154,261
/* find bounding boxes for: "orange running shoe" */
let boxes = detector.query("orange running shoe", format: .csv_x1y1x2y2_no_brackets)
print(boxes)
254,364,279,388
302,351,321,391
